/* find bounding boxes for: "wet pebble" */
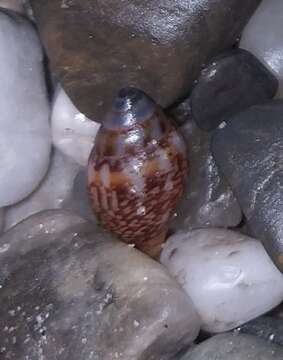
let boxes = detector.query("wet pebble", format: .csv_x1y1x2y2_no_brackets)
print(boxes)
51,87,100,166
161,228,283,333
191,49,278,130
31,0,261,120
170,118,242,231
0,210,200,359
0,9,51,207
212,100,283,272
241,0,283,98
181,333,283,360
5,150,81,230
238,316,283,347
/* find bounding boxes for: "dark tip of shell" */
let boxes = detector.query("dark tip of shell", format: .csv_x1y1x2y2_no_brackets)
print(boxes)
114,87,149,113
103,87,156,128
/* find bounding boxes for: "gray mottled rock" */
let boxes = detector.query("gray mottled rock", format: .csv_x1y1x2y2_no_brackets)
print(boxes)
0,210,200,360
191,49,278,131
181,334,283,360
212,100,283,272
170,118,242,231
4,150,81,230
0,210,87,251
238,316,283,347
31,0,261,120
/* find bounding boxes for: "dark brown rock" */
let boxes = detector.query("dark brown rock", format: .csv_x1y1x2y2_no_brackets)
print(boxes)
31,0,261,121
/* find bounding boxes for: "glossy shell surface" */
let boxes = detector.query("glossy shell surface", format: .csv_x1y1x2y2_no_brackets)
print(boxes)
88,88,187,257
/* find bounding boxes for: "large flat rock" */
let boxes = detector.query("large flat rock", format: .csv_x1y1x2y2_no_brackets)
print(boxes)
0,210,200,359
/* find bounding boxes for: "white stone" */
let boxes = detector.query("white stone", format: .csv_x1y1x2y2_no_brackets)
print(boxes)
161,228,283,333
51,87,100,166
240,0,283,97
5,150,81,230
0,12,51,207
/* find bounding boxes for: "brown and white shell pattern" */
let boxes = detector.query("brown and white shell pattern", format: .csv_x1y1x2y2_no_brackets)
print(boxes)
88,88,187,258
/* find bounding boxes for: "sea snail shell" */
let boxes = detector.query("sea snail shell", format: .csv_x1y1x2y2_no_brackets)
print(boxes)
87,88,187,258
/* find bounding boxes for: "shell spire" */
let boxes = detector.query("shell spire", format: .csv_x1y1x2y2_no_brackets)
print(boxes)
88,88,187,258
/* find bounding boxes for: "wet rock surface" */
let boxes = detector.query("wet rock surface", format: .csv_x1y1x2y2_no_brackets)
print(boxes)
161,228,283,333
181,334,283,359
170,117,242,231
0,210,200,360
191,49,278,131
212,100,283,272
239,316,283,347
31,0,261,120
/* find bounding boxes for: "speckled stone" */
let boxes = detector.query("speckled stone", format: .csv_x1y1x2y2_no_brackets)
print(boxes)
30,0,261,120
238,316,283,347
191,49,278,131
212,100,283,272
181,334,283,360
0,210,200,360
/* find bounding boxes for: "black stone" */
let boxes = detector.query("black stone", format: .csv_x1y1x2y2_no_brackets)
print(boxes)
191,49,278,131
212,100,283,272
238,316,283,347
181,333,283,360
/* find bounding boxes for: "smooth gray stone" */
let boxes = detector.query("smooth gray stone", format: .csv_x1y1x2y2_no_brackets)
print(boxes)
212,100,283,272
0,210,200,360
191,49,278,131
170,118,242,231
181,333,283,359
238,316,283,347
